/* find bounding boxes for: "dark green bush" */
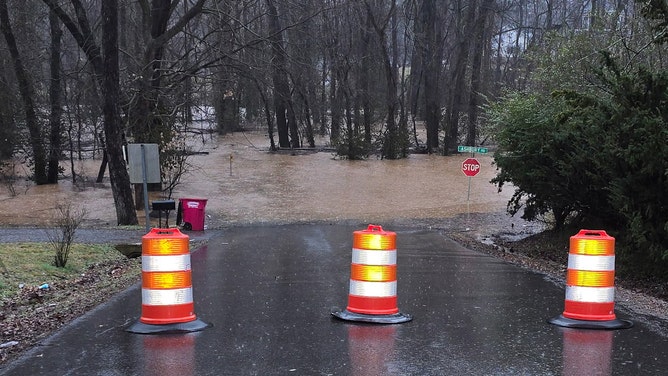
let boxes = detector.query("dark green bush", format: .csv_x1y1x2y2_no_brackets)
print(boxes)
489,92,590,229
489,54,668,281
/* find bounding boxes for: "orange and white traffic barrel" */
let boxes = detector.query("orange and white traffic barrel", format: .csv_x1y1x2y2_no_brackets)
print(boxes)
332,225,412,324
549,229,632,329
127,228,209,334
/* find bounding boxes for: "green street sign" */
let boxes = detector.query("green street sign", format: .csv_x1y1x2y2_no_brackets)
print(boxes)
457,145,488,154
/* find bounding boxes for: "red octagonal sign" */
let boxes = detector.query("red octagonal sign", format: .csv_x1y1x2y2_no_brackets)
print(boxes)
462,158,481,177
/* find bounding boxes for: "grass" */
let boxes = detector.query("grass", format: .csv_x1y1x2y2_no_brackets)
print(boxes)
0,243,125,300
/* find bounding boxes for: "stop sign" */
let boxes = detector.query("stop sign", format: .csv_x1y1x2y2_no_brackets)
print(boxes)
462,158,481,177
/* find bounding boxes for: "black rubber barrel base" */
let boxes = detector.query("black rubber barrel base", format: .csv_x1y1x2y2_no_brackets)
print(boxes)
126,318,211,334
331,308,412,324
548,315,633,330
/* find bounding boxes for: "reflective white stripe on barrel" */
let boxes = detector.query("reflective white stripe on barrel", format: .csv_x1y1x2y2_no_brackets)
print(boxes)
565,286,615,303
142,288,194,306
352,248,396,265
142,255,192,272
349,280,397,297
567,254,615,271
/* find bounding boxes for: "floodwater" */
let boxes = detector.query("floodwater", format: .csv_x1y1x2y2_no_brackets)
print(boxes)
0,129,521,234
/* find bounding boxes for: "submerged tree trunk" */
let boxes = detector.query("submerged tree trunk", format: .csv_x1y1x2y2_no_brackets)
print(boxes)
47,9,63,184
359,11,373,149
254,78,277,151
329,67,342,145
297,88,316,148
419,0,445,153
466,0,493,146
266,0,297,148
444,0,477,155
365,0,402,159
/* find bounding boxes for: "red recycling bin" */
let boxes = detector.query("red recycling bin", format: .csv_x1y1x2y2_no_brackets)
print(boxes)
177,198,207,231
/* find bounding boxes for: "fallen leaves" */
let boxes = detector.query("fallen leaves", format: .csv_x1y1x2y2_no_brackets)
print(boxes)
0,257,140,364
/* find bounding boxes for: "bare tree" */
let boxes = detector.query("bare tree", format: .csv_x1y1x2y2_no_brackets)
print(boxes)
411,0,446,153
267,0,300,149
47,9,64,184
1,0,648,207
466,0,494,146
0,0,48,184
365,0,406,159
125,0,207,144
43,0,138,225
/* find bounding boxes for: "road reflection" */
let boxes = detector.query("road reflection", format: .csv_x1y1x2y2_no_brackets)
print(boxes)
140,334,197,376
346,324,397,376
561,328,613,376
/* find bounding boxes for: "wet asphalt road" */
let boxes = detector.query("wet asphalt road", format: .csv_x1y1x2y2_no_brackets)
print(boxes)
0,227,213,245
1,224,667,375
0,227,147,244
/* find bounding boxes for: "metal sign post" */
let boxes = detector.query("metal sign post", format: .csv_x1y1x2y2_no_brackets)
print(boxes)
462,157,480,231
140,145,150,233
459,146,485,231
467,175,471,230
127,143,161,232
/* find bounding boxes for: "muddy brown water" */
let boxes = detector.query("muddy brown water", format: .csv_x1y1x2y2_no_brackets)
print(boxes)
0,130,523,236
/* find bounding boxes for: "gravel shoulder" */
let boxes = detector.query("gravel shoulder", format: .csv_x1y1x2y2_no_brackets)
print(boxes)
445,220,668,337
